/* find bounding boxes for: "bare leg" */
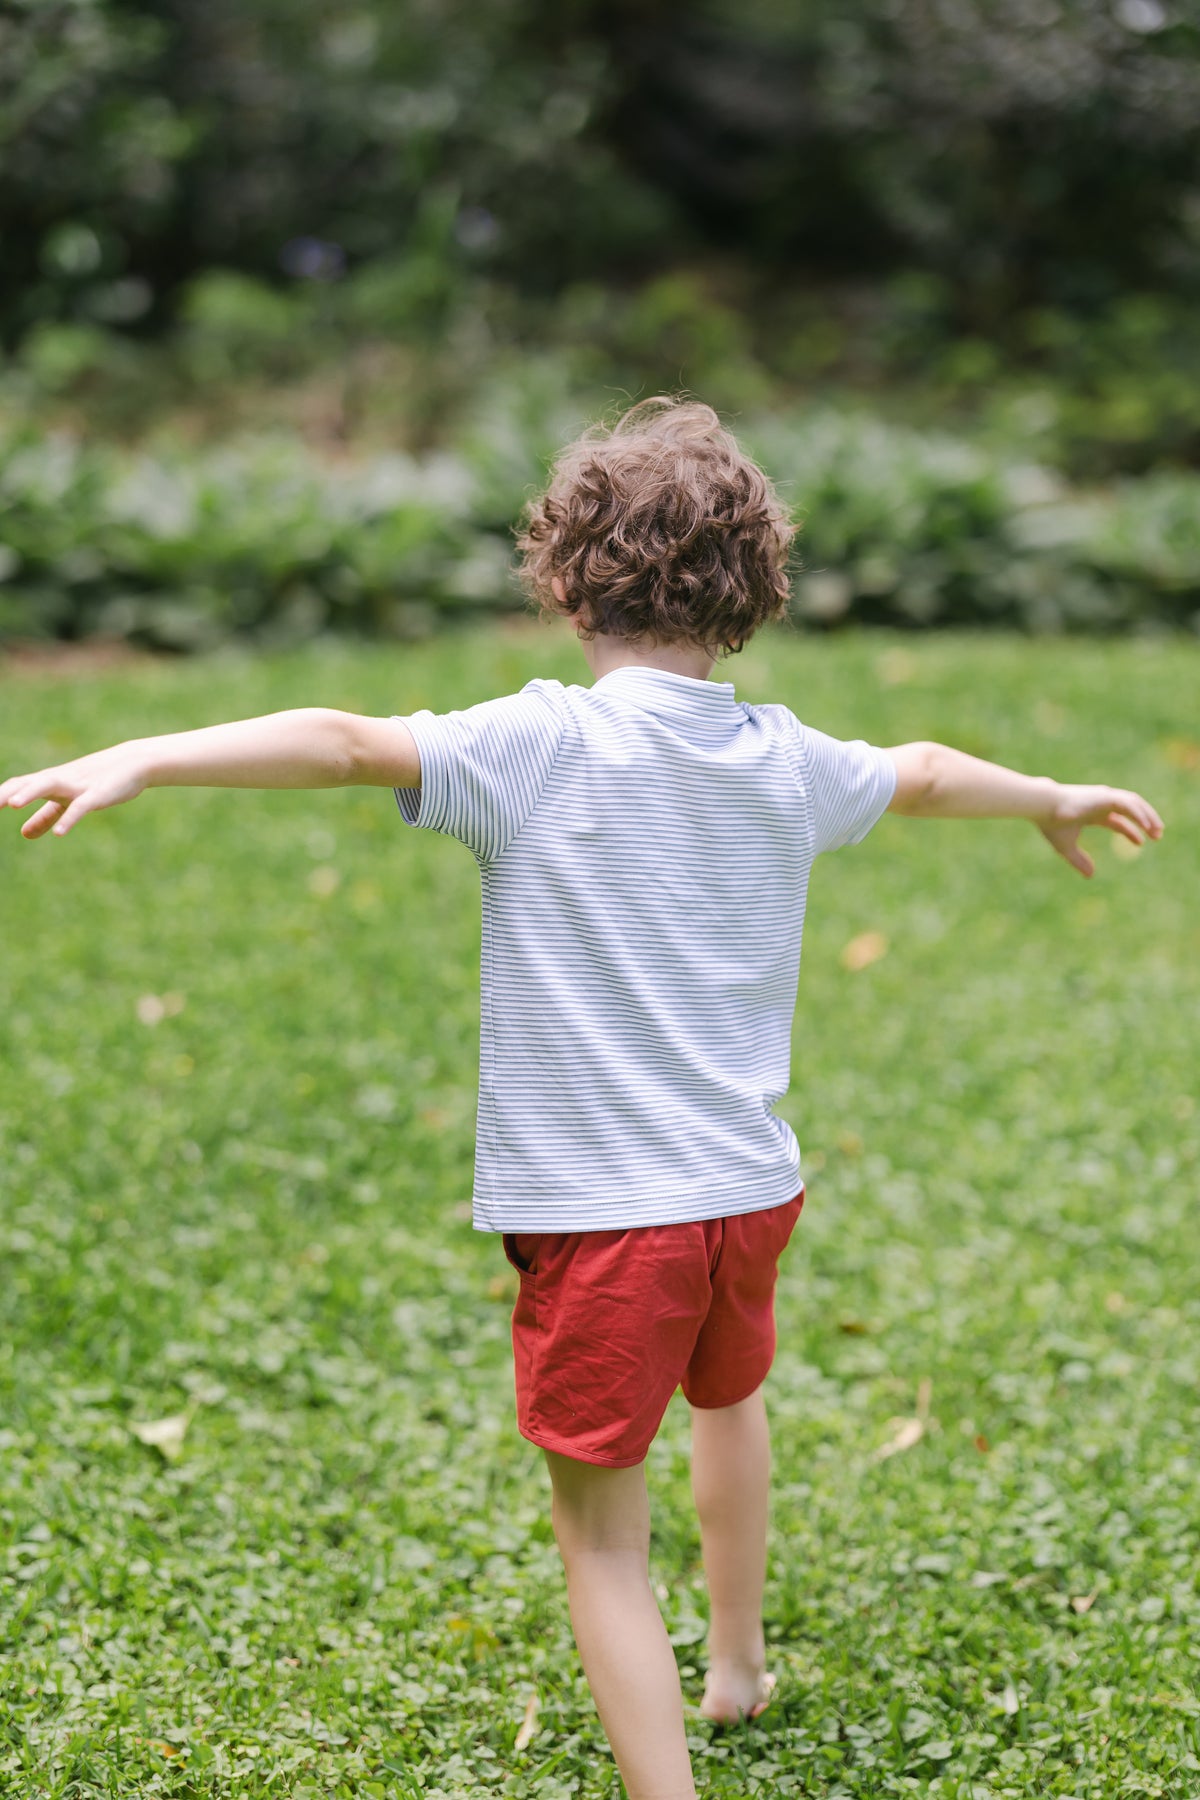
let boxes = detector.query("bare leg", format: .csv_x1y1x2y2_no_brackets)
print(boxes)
545,1450,698,1800
690,1384,775,1723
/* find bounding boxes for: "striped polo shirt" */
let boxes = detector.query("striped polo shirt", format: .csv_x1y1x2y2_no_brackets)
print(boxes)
395,666,895,1233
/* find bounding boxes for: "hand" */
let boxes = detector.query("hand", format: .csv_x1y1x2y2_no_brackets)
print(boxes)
0,742,149,840
1036,783,1163,877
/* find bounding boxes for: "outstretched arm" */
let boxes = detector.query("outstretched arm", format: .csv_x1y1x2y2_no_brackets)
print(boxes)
887,741,1163,878
0,709,420,840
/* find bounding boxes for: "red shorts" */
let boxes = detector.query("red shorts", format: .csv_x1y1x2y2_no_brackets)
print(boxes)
503,1191,804,1468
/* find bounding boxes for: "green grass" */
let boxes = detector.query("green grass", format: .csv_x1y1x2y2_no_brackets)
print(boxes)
1,625,1198,1800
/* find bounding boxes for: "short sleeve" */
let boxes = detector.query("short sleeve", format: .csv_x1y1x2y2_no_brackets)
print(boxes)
794,721,897,855
393,680,566,863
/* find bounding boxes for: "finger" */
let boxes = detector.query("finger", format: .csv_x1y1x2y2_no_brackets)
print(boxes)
1,781,39,809
51,795,95,837
21,800,66,840
1104,812,1143,846
1057,838,1094,877
1115,790,1163,838
2,771,61,809
0,774,35,806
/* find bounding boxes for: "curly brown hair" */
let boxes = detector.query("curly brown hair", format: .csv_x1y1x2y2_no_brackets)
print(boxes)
515,397,795,655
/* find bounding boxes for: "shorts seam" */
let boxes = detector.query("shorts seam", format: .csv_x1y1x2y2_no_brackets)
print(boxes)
527,1262,542,1443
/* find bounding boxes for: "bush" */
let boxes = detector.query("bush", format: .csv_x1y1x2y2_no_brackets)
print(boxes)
15,260,1200,486
0,428,525,651
2,404,1198,650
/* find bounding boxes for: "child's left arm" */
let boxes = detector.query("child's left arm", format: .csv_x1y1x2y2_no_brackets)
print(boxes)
0,709,421,840
887,741,1163,877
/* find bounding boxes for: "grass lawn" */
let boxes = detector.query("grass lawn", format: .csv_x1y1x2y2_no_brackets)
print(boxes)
1,625,1197,1800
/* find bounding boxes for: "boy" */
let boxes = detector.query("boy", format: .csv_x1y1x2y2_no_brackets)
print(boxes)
1,399,1162,1800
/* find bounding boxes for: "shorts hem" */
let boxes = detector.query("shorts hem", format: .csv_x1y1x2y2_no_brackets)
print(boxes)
518,1424,650,1469
683,1368,772,1413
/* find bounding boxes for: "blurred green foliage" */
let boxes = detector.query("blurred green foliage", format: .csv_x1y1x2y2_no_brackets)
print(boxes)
4,0,1199,338
5,1,1200,645
3,399,1198,650
11,263,1200,480
0,0,668,342
609,0,1200,316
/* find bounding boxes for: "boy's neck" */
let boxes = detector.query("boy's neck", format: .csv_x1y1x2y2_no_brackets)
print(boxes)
581,631,717,684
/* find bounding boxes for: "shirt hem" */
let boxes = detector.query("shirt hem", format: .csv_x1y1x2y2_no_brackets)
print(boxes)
470,1170,803,1234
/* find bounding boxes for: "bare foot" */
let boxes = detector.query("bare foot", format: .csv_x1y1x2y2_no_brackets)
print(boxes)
700,1664,776,1725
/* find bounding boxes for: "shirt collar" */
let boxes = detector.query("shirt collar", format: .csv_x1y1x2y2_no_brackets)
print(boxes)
592,665,736,707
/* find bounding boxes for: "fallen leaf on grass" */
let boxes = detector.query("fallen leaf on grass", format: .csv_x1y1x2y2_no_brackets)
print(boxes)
129,1413,191,1459
134,1738,181,1758
514,1692,540,1752
840,930,888,972
129,1396,204,1461
1070,1593,1097,1615
446,1615,500,1657
874,1416,925,1460
873,1378,933,1461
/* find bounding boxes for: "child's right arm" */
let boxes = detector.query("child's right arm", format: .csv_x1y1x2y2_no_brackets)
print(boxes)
0,709,421,841
886,741,1163,878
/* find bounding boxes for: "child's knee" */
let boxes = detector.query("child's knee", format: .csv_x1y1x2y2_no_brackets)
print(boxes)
546,1451,651,1557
